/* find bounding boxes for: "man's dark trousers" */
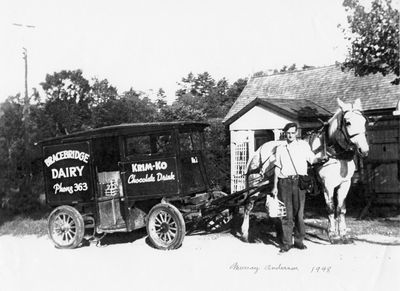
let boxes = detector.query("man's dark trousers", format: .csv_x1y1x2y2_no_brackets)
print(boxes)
277,177,306,247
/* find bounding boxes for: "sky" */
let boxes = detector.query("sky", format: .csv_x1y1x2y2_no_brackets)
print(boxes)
0,0,370,103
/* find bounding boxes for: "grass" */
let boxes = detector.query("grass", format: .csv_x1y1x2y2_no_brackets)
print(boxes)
0,204,399,239
0,209,49,237
304,216,400,238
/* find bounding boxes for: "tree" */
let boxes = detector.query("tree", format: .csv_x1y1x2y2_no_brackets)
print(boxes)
173,72,247,120
252,64,315,78
155,88,168,110
274,63,298,74
226,78,248,107
41,70,92,135
91,88,159,127
89,78,118,106
0,96,43,213
176,72,216,99
340,0,399,84
0,96,24,185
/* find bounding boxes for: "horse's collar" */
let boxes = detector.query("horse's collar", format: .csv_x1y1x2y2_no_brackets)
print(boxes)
327,143,356,161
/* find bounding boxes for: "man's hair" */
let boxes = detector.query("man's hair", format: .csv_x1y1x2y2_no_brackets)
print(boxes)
283,122,298,132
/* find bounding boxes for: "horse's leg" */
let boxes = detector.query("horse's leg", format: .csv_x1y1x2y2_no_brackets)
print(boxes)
240,173,262,242
322,184,340,243
337,180,353,244
240,197,255,242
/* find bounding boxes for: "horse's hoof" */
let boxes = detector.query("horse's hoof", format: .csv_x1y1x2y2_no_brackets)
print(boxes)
240,235,249,243
328,232,341,244
330,238,341,244
341,236,354,244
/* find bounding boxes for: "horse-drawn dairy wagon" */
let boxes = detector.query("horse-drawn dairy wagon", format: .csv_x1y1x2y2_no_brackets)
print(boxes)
38,122,268,250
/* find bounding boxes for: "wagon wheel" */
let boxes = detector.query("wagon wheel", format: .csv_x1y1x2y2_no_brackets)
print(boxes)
146,203,185,250
48,205,85,249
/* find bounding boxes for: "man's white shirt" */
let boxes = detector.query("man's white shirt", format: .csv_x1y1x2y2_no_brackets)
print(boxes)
274,139,316,178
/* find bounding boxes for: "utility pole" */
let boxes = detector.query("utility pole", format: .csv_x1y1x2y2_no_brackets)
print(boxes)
22,47,29,122
13,23,35,123
12,23,36,188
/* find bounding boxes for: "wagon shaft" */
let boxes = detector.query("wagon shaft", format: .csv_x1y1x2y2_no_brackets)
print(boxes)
201,180,269,216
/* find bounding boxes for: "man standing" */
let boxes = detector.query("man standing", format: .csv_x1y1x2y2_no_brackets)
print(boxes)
271,122,322,253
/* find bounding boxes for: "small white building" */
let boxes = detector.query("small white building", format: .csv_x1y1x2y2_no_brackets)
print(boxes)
223,65,400,204
224,98,330,192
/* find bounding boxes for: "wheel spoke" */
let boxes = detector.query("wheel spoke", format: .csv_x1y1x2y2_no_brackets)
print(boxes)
68,217,73,225
157,213,163,223
160,212,167,223
66,232,72,242
155,217,162,225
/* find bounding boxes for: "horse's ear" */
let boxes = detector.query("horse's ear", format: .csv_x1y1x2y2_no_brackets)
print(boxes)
353,98,363,111
337,98,346,110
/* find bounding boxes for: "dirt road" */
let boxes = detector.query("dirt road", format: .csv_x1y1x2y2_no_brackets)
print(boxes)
0,229,399,291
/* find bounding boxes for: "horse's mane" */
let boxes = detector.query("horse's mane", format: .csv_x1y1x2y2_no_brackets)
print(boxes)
327,109,342,139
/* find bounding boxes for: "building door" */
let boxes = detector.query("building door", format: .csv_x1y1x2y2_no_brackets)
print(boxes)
254,130,275,151
366,117,400,204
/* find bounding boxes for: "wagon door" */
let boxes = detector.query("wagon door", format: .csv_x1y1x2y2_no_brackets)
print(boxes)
93,137,126,230
179,131,209,194
119,133,179,200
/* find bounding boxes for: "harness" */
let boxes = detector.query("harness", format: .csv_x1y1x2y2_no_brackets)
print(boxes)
311,108,367,161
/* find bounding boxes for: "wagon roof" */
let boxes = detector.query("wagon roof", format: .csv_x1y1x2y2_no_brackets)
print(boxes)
36,121,209,145
223,64,399,125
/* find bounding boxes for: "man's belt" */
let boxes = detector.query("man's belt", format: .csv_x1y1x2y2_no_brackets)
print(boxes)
280,175,299,180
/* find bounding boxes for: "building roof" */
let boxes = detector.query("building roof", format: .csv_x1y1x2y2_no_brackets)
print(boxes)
230,98,332,125
224,65,399,125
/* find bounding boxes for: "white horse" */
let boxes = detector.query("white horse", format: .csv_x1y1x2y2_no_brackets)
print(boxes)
240,98,369,244
310,98,369,243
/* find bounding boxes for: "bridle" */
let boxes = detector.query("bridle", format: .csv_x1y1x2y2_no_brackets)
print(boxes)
331,108,368,159
337,109,367,150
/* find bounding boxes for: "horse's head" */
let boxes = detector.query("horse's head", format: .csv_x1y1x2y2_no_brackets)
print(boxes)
337,98,369,157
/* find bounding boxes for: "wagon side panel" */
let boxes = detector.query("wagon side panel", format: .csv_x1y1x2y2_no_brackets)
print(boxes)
119,157,179,200
43,141,95,206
